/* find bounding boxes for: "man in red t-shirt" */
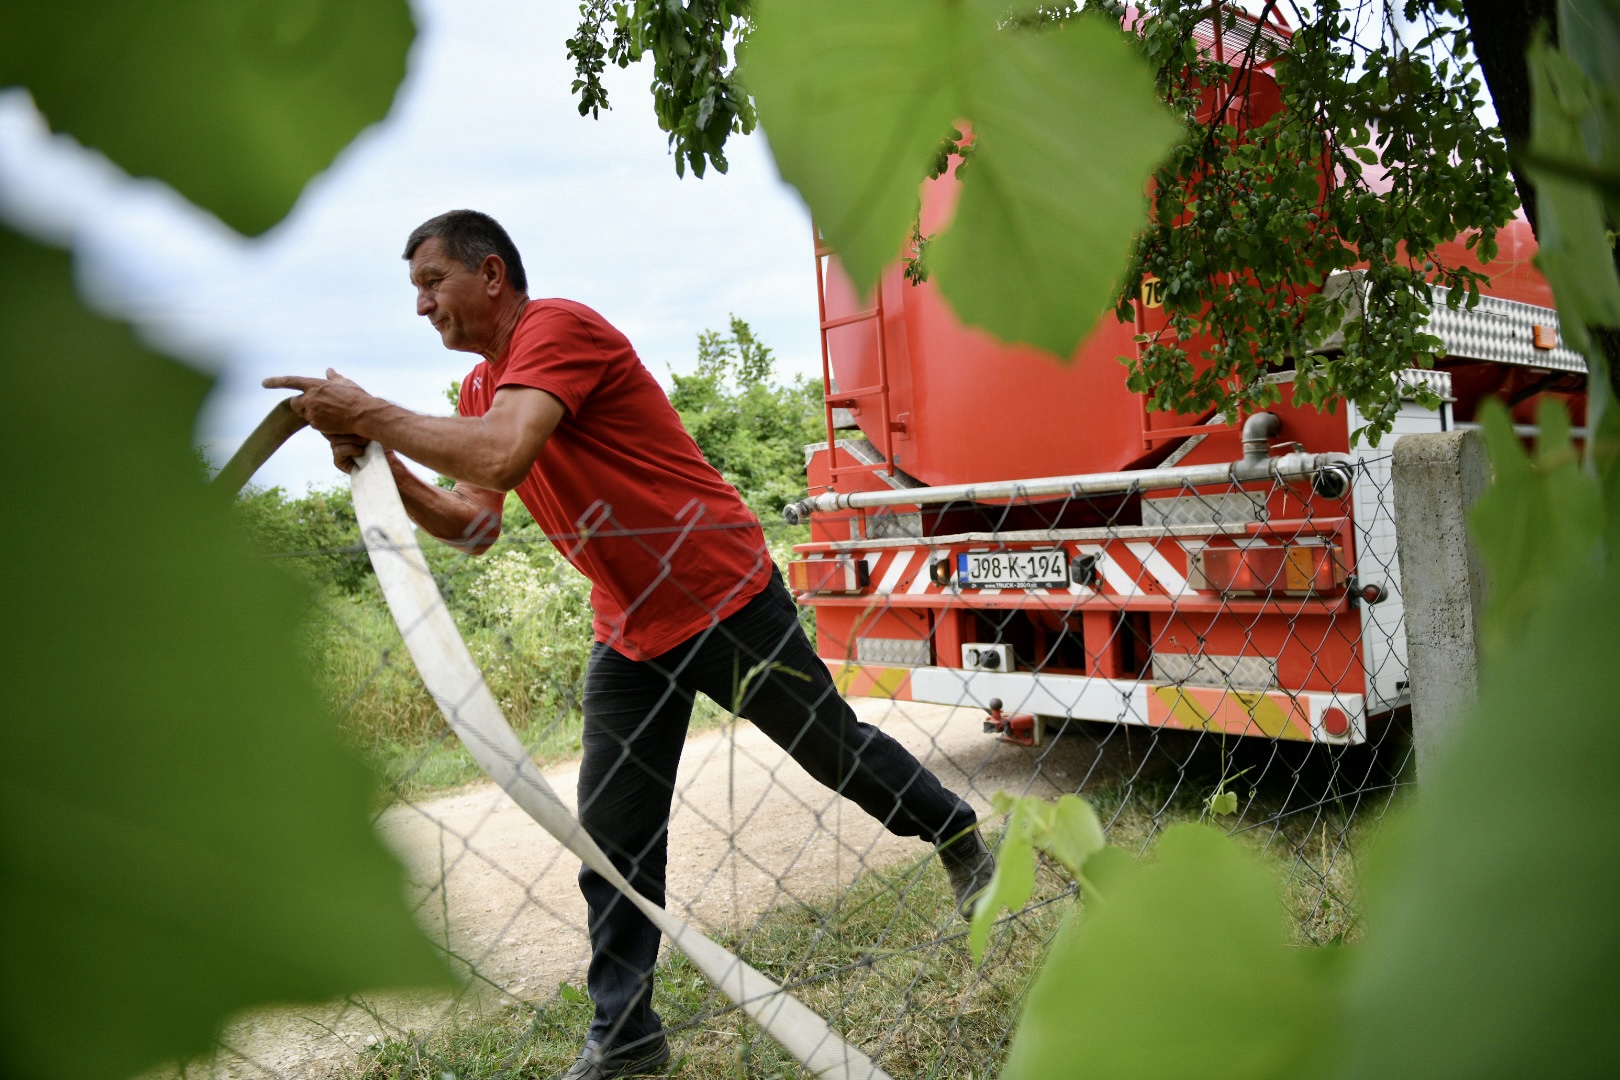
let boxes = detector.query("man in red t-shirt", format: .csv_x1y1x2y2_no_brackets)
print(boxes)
266,210,991,1080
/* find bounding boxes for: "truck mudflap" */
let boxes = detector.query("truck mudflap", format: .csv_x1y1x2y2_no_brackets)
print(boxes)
830,662,1366,744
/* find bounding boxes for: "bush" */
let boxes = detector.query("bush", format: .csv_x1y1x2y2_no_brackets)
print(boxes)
234,483,369,592
668,316,824,522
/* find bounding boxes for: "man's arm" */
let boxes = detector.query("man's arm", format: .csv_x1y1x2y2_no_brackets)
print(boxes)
263,369,565,492
315,432,504,553
384,451,507,554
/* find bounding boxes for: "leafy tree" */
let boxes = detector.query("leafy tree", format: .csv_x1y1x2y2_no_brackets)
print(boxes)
1118,0,1517,442
571,0,1532,443
668,316,824,520
566,0,757,178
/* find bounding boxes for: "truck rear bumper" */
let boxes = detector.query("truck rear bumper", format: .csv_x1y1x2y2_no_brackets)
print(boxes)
828,661,1366,744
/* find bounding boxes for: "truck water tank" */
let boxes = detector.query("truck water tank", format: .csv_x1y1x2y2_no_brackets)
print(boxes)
819,68,1293,488
822,255,1160,487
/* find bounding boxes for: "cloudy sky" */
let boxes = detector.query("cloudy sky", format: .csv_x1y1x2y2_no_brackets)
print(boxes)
0,0,820,492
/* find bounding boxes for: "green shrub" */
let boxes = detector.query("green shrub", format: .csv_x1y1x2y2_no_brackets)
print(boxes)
234,483,369,592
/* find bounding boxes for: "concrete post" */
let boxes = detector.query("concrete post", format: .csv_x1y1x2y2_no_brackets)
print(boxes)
1392,430,1490,781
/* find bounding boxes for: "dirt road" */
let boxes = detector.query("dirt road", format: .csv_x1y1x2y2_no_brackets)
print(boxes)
203,699,1137,1078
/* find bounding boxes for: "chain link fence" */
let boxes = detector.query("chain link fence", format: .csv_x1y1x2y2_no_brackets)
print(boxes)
202,453,1413,1079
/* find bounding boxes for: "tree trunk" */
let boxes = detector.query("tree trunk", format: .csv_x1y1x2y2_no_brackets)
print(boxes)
1465,0,1620,399
1461,0,1556,235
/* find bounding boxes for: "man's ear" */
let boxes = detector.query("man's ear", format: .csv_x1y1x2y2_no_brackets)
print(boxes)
480,254,506,297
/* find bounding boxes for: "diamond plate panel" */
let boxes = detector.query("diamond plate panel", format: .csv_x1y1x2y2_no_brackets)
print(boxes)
1153,653,1279,691
1142,491,1267,528
1316,272,1585,373
1423,286,1586,372
856,636,932,667
868,511,923,539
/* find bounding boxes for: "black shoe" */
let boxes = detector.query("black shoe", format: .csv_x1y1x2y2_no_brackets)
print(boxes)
553,1034,671,1079
938,830,995,918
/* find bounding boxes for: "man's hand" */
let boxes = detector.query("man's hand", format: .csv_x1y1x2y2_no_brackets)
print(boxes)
263,368,378,436
324,432,370,474
263,370,561,492
264,369,379,473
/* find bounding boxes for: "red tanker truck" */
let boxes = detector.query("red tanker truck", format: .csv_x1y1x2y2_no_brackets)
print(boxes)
780,8,1585,747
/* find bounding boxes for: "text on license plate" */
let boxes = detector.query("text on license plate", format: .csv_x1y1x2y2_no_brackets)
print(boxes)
957,550,1068,588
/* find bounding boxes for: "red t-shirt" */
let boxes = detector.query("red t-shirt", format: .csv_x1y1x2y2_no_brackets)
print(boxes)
458,299,772,660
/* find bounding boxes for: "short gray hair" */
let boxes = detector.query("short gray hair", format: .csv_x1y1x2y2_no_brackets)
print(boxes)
403,210,528,294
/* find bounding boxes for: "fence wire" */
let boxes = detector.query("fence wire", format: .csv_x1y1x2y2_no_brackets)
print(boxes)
202,453,1413,1080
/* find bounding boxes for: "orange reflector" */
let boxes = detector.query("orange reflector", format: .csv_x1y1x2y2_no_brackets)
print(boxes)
1533,324,1558,350
1196,545,1346,596
787,556,868,595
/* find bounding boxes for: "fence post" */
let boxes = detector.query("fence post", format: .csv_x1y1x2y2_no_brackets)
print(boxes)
1391,429,1490,781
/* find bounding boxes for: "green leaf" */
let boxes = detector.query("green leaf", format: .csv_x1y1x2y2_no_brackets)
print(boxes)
1467,399,1603,659
1557,0,1620,142
1525,36,1620,358
1,0,414,235
1596,386,1620,544
1208,788,1239,816
1040,793,1105,876
1326,565,1620,1079
741,0,958,295
1003,824,1328,1079
930,10,1182,357
744,0,1179,356
1075,843,1135,895
969,797,1038,962
969,793,1105,961
0,226,451,1080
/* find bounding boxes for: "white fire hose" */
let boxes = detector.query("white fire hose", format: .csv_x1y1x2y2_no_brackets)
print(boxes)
218,411,890,1080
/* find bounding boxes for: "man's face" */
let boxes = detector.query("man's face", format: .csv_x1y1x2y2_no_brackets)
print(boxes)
409,237,491,353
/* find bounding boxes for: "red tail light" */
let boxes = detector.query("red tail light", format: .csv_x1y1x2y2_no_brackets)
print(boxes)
1195,545,1347,596
787,556,868,595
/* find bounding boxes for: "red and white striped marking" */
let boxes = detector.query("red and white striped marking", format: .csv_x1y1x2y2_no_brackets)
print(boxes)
800,540,1208,599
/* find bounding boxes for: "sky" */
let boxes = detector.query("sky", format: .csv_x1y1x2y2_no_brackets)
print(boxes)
0,0,821,493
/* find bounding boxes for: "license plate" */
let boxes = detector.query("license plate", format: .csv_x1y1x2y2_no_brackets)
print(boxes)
957,550,1069,589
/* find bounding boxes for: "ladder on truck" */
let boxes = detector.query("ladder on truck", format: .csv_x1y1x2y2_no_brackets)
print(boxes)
812,226,901,484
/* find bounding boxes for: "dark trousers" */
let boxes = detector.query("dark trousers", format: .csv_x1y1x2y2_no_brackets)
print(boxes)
575,569,977,1048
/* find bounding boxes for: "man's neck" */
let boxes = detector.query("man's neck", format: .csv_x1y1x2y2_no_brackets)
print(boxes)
481,293,531,364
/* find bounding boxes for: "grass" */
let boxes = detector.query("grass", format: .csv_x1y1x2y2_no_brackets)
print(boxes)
338,763,1383,1079
344,833,1071,1080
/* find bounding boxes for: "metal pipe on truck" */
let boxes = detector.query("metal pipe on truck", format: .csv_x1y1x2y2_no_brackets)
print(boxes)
783,414,1354,524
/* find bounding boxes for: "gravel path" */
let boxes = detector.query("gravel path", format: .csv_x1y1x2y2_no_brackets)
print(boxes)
200,699,1138,1078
